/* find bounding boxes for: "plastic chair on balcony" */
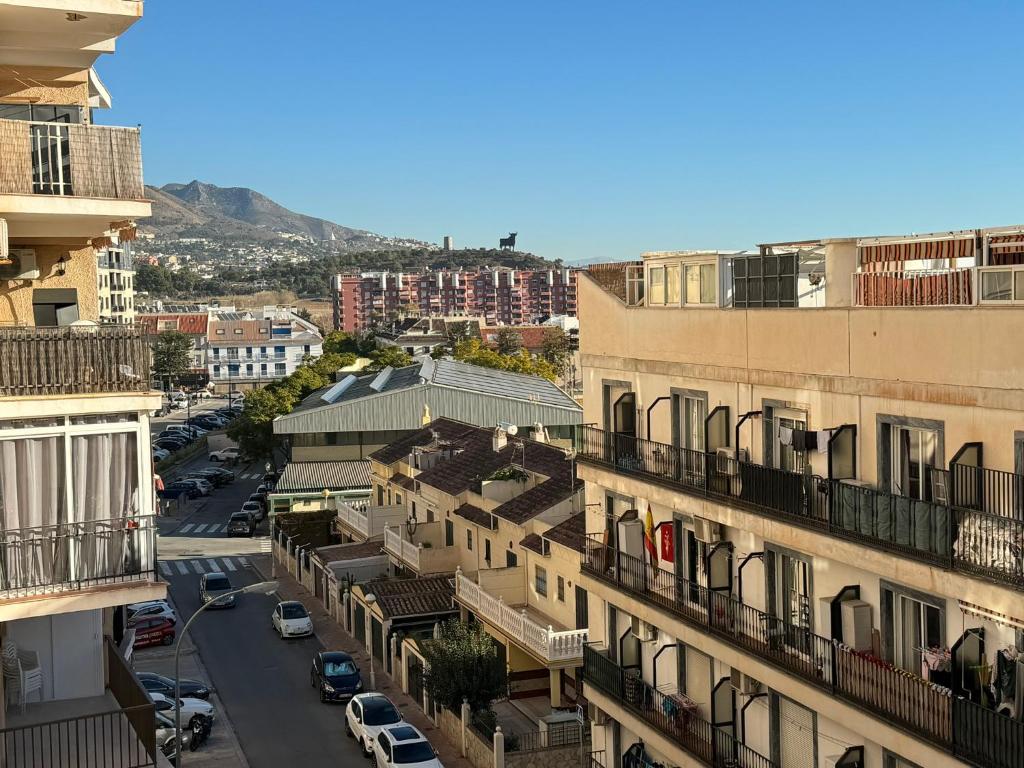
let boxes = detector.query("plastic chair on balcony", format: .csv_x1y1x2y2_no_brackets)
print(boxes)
2,639,43,713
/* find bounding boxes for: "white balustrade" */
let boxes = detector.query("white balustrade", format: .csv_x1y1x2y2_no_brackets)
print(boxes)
454,570,587,663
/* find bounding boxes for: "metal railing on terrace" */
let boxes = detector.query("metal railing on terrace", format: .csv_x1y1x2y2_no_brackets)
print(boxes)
584,541,1022,768
574,426,1024,590
584,646,776,768
0,515,156,599
0,118,144,200
0,325,151,397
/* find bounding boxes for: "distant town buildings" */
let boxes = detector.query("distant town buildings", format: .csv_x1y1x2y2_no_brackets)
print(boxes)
331,267,578,331
96,243,137,324
443,235,454,251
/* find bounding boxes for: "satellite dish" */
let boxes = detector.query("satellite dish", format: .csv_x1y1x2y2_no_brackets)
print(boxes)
497,421,518,435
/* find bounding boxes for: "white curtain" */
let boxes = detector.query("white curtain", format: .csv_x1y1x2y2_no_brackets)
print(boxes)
0,436,65,589
71,432,139,582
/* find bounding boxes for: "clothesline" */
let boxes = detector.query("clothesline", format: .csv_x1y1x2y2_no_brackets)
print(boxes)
777,424,841,455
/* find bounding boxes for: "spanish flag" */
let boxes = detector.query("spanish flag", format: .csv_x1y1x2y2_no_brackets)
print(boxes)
644,504,658,572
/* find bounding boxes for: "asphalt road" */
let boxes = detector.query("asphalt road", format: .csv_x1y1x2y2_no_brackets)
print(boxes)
159,467,369,767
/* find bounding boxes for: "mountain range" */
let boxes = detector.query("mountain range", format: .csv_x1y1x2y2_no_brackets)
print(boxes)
142,181,429,249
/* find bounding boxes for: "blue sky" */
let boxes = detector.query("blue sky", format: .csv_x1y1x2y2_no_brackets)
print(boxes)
98,1,1024,263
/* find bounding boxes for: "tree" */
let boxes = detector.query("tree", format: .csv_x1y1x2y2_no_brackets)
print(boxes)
151,331,192,384
494,327,522,356
227,386,296,459
449,339,558,382
540,327,571,371
421,620,507,712
322,330,359,357
367,346,413,372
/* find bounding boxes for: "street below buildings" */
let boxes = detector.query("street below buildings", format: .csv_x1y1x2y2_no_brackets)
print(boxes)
153,455,369,768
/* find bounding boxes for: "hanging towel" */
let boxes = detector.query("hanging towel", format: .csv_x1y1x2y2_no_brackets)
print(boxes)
804,430,818,452
790,429,807,451
779,426,794,447
816,430,832,454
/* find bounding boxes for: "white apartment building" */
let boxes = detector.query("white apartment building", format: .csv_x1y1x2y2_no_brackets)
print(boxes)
96,243,137,324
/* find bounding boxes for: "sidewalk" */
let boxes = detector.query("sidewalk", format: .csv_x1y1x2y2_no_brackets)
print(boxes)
248,553,472,768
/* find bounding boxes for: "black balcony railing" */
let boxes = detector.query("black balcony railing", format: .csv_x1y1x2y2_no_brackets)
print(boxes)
574,425,1024,590
0,325,152,397
0,516,156,598
584,646,776,768
584,541,1022,768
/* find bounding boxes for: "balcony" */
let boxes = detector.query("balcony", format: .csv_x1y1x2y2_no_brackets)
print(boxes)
0,325,151,397
574,426,1024,591
583,541,1023,768
454,569,587,665
853,268,974,307
0,119,149,238
1,639,157,767
0,515,156,600
335,502,405,540
583,646,775,768
383,522,461,574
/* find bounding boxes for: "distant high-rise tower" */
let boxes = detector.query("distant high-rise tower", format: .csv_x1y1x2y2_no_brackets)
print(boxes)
443,235,454,251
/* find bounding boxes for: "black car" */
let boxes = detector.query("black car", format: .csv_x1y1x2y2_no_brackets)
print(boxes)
310,651,362,703
204,467,236,484
153,438,189,452
227,511,255,537
188,468,232,487
159,482,194,500
137,671,211,701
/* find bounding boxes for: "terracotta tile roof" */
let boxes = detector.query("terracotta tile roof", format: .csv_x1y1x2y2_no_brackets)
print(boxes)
138,313,209,336
208,319,272,344
542,511,587,553
453,503,491,527
359,574,456,619
369,418,480,466
481,326,548,351
520,533,543,555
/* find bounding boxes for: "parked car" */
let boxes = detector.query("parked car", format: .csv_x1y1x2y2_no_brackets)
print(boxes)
155,710,192,760
239,500,264,523
209,447,241,463
166,424,208,437
127,600,177,625
346,693,403,756
227,511,255,537
177,478,213,497
159,482,194,500
190,416,226,430
310,650,362,703
133,617,175,648
152,448,170,462
203,467,236,484
213,408,237,419
371,724,442,768
255,483,272,498
153,438,189,452
272,601,313,639
157,431,194,444
138,671,211,701
149,692,216,732
199,572,236,608
187,468,232,487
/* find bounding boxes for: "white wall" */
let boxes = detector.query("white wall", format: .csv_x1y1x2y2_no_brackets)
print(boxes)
6,609,104,701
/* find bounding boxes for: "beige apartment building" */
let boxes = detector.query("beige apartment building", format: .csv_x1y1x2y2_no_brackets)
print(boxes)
578,231,1024,768
0,1,163,763
334,418,589,730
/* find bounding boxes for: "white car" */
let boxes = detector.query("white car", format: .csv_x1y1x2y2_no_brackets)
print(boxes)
149,692,215,731
346,693,403,756
371,723,443,768
209,447,241,463
152,448,170,462
127,600,177,625
271,601,313,638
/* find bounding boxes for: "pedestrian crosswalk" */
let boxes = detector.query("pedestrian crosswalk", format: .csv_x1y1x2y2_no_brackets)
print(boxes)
177,523,229,534
239,472,263,480
158,555,254,577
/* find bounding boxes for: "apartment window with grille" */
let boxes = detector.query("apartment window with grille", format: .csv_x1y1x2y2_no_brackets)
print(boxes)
733,252,797,308
444,520,454,547
484,539,491,564
535,566,548,597
556,576,565,602
466,530,473,551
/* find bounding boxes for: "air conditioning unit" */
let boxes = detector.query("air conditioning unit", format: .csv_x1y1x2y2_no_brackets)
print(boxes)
840,599,873,652
692,516,722,543
630,616,658,642
587,702,609,726
716,447,747,475
0,248,40,280
730,669,762,695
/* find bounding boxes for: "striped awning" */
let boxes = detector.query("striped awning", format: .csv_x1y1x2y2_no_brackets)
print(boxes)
860,236,975,264
987,233,1024,250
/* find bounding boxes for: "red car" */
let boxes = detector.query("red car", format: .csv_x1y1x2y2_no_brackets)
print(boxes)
133,617,176,649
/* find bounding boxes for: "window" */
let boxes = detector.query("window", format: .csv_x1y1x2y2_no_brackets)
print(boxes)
535,565,548,597
665,264,680,304
890,424,938,500
484,539,492,564
893,592,942,674
0,104,82,123
467,530,473,551
245,364,253,376
275,363,286,376
216,329,225,336
445,520,454,547
673,392,707,452
979,266,1024,304
556,575,565,602
648,266,666,305
684,263,717,305
506,550,518,567
213,365,221,376
228,364,240,376
260,364,268,376
395,493,402,505
883,752,923,768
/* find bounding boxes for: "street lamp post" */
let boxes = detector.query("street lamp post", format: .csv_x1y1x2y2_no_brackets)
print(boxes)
365,593,377,690
174,580,278,765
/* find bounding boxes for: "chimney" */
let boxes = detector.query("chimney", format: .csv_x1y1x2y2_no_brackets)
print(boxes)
493,428,508,453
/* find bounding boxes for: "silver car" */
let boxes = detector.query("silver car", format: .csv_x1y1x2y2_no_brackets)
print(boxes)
199,572,235,608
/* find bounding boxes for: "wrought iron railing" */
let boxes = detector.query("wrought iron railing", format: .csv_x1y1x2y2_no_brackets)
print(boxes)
585,541,1021,767
0,516,156,598
0,325,151,396
583,646,776,768
574,425,1024,589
